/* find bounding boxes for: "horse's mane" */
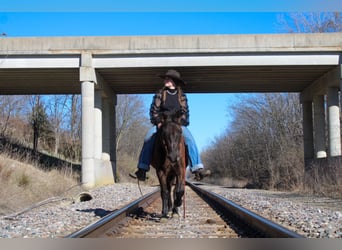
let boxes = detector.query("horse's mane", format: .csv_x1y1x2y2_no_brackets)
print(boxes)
160,109,183,126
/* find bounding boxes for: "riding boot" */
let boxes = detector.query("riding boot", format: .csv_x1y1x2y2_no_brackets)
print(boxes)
193,169,211,181
129,169,147,181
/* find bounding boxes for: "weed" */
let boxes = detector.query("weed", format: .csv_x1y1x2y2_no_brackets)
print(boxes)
0,153,80,215
17,172,30,187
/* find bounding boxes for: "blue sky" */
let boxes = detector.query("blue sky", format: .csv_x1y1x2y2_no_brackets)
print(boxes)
1,0,340,152
0,12,283,36
1,0,340,12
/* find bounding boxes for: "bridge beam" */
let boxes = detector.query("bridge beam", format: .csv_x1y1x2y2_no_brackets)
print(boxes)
301,66,341,102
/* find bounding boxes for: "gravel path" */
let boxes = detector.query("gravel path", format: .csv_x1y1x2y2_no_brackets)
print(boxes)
206,186,342,238
0,183,341,238
0,183,157,238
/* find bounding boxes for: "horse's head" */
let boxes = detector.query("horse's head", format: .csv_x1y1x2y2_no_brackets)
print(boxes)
159,110,184,164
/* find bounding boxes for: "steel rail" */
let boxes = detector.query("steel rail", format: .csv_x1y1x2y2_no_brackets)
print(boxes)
66,182,304,238
187,181,304,238
65,189,160,238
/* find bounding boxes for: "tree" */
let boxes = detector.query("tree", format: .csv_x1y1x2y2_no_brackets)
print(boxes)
0,96,27,137
116,94,149,158
59,94,81,161
29,95,52,154
45,95,69,155
277,12,342,33
68,94,81,160
203,93,303,189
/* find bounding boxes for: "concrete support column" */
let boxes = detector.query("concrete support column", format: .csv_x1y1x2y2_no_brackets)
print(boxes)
94,90,102,160
81,81,95,189
93,90,107,186
102,95,116,162
313,95,327,158
327,87,341,157
110,95,117,181
302,100,314,162
99,95,116,184
102,98,111,161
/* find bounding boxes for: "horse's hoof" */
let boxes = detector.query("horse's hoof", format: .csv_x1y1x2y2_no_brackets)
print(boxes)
159,217,169,223
172,213,180,219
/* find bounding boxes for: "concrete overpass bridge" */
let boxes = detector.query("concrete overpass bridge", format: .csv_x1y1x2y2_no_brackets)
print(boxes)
0,33,341,188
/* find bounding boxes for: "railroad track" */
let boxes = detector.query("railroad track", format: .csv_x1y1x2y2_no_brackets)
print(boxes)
66,182,304,238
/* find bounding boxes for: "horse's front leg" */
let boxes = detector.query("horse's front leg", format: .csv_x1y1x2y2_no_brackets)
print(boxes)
157,171,171,217
161,188,171,217
173,179,184,207
166,176,173,217
173,168,185,215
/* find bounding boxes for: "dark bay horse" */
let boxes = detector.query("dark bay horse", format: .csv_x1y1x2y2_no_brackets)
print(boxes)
151,110,187,218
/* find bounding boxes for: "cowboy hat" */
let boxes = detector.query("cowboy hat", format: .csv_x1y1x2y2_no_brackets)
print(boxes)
157,69,186,85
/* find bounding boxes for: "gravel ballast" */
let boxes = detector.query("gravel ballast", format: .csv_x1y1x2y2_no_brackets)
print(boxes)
0,183,341,238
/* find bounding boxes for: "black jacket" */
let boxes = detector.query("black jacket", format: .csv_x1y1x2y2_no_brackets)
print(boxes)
149,86,189,126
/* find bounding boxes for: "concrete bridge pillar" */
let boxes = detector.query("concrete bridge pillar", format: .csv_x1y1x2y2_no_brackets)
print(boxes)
302,66,342,166
94,90,111,186
94,90,102,160
81,81,95,189
327,87,341,157
313,95,327,158
81,86,116,188
99,95,116,184
302,100,314,164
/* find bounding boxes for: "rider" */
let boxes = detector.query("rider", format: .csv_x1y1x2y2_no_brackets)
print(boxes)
130,69,210,181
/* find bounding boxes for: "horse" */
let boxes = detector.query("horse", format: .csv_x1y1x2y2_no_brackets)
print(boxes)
151,110,187,218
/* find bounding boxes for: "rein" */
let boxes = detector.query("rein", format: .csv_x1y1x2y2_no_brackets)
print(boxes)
183,164,186,219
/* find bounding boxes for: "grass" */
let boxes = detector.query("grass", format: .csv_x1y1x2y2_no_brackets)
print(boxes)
2,149,340,217
0,150,160,217
116,152,159,185
0,153,81,216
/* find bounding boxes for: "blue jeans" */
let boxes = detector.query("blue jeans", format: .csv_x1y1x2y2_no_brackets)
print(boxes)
137,126,204,172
